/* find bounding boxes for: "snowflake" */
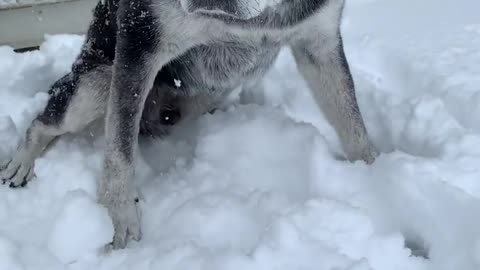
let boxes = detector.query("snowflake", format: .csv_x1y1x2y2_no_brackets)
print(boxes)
174,79,182,88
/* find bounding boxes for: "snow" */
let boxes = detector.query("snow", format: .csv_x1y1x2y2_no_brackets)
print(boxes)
1,0,480,269
47,191,113,264
174,78,182,88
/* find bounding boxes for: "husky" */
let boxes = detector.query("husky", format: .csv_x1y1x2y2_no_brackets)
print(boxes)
0,0,378,249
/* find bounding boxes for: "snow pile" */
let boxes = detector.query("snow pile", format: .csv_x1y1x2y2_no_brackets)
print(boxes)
1,0,480,269
47,191,113,264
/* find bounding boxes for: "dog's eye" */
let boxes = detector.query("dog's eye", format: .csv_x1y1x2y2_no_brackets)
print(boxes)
159,108,181,126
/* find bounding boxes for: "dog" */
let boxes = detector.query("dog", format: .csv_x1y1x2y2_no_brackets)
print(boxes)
0,0,378,249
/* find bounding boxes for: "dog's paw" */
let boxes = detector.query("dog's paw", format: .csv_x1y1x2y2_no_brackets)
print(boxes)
362,147,378,165
99,190,142,250
345,141,379,165
0,157,34,188
353,142,379,165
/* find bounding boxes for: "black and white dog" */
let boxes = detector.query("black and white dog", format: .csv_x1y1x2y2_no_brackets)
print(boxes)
0,0,377,249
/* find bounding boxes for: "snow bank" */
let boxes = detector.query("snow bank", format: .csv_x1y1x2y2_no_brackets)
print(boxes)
1,0,480,269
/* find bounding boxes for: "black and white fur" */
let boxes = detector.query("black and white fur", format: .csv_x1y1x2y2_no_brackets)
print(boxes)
0,0,377,249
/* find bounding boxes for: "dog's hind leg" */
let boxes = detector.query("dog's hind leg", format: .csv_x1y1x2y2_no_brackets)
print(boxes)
0,67,111,187
290,4,377,163
0,0,118,187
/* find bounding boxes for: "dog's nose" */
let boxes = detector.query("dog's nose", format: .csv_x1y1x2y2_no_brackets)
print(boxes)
159,107,181,126
182,0,239,16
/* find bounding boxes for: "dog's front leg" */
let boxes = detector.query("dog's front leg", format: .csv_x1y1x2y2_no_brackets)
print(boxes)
97,0,193,249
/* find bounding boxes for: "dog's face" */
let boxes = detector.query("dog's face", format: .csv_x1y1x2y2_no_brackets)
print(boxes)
180,0,280,20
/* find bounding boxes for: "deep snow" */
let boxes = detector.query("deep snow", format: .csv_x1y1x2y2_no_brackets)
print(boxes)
1,0,480,269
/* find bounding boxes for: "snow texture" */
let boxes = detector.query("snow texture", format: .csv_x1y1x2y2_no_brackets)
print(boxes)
1,0,480,269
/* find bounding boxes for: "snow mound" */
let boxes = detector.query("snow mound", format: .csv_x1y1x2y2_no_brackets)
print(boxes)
47,191,113,264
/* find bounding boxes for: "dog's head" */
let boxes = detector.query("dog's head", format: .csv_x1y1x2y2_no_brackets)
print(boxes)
180,0,278,20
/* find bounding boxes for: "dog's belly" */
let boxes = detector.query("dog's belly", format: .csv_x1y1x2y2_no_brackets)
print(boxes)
184,41,282,93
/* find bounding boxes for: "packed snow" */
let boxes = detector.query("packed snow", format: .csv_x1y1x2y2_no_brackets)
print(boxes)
1,0,480,269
